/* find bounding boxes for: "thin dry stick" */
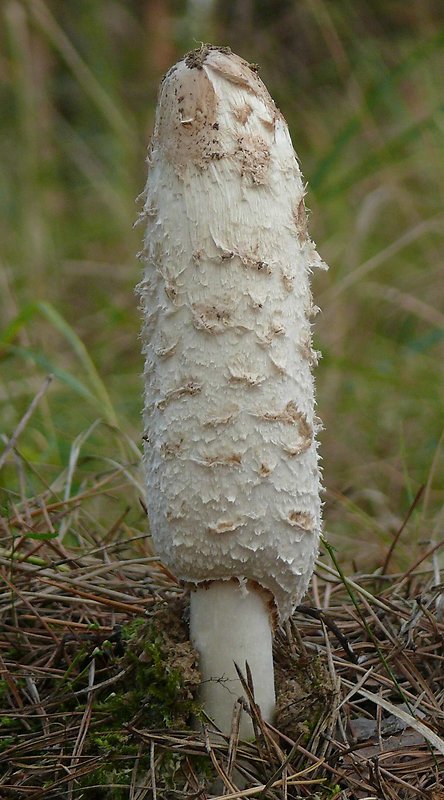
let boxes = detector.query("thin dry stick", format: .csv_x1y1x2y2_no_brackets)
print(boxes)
0,652,26,712
150,740,157,800
2,455,443,800
67,658,96,800
0,375,53,470
257,740,300,799
24,676,49,737
0,570,59,642
234,661,279,770
211,759,326,800
129,742,144,800
316,558,400,614
226,702,243,789
399,539,444,583
204,727,239,795
381,484,424,575
342,681,444,756
38,578,152,614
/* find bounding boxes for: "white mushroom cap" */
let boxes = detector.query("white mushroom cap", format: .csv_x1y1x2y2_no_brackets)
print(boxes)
139,45,325,623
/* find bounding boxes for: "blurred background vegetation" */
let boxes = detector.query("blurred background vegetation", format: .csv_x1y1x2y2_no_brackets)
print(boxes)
1,0,443,571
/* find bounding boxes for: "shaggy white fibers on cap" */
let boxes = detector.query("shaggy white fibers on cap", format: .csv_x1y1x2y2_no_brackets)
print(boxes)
138,45,326,623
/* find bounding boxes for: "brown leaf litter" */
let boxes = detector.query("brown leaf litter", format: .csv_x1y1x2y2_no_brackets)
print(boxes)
1,480,444,798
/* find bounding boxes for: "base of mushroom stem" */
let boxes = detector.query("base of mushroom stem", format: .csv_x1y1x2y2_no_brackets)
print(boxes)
189,579,276,739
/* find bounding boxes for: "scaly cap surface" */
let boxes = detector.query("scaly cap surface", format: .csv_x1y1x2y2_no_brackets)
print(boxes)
138,45,326,621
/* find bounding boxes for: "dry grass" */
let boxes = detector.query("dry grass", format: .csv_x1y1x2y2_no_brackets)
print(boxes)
1,6,444,796
1,426,444,799
2,1,443,529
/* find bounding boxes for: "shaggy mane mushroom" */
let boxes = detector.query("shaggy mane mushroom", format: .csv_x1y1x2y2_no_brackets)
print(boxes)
138,44,327,737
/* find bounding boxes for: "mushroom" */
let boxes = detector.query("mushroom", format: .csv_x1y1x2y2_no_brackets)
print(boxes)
138,44,326,737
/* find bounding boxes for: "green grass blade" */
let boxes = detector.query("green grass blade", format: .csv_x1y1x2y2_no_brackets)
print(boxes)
1,302,119,427
325,104,444,199
4,344,96,405
311,28,444,191
25,0,136,150
37,301,119,427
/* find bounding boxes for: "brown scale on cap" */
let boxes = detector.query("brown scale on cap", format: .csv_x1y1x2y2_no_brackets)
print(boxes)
203,452,242,468
287,511,315,530
191,301,233,334
156,381,202,410
293,197,309,244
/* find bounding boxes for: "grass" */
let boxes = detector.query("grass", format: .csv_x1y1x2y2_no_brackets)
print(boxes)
1,1,443,561
1,1,444,797
1,459,443,797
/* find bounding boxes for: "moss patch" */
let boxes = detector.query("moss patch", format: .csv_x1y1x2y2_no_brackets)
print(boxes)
275,647,334,742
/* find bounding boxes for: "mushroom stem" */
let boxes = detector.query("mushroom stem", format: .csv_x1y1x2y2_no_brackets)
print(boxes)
139,44,326,739
190,580,275,737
